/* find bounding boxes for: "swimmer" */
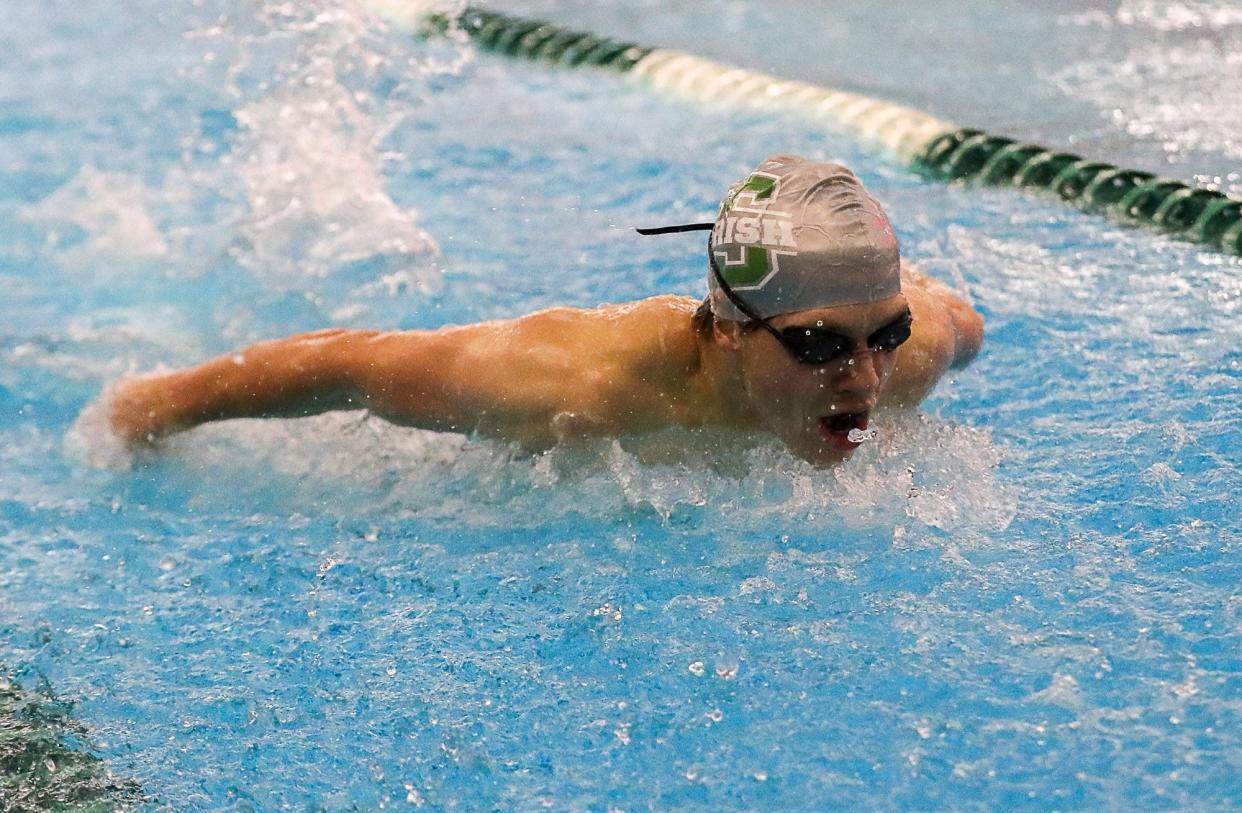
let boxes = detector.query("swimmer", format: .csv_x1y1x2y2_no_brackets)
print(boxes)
107,154,983,466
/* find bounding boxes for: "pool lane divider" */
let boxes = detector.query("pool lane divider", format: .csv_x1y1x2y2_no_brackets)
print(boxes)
370,3,1242,256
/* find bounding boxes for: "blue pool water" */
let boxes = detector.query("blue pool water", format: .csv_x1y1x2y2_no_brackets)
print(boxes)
3,0,1241,809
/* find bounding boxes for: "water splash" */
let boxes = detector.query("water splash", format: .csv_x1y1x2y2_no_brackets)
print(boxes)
69,407,1014,540
1055,2,1242,176
23,0,465,353
18,167,169,272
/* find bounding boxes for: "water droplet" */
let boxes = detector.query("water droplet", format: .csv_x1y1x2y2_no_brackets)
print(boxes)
592,603,622,622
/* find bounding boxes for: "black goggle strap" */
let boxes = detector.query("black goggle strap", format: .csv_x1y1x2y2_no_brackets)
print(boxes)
706,248,788,344
634,222,714,236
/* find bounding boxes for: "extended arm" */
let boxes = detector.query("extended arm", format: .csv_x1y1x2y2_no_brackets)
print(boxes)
108,328,372,445
107,304,676,449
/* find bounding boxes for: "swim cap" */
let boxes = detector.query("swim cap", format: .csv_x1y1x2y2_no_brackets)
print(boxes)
708,154,902,321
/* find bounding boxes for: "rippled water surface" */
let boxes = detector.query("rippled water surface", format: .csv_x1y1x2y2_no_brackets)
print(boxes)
2,0,1240,809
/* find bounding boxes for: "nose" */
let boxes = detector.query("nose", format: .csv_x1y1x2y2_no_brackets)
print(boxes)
836,347,881,395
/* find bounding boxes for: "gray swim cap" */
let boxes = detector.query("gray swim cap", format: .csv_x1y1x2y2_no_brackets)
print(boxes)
708,154,902,321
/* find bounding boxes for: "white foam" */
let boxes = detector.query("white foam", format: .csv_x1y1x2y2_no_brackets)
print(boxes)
1027,673,1085,709
19,167,169,271
65,381,139,472
205,0,446,292
118,406,1013,541
1116,1,1242,31
356,0,457,32
230,82,438,282
1054,7,1242,166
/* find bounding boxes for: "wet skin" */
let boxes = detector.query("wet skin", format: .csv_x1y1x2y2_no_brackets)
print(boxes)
107,268,982,466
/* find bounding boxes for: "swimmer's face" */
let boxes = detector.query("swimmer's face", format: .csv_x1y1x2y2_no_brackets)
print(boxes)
723,294,909,465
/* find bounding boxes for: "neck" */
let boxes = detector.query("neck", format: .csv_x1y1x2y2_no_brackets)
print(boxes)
691,326,759,429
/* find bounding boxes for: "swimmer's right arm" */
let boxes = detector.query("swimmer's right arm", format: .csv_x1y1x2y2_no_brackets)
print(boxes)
108,317,608,448
109,328,375,446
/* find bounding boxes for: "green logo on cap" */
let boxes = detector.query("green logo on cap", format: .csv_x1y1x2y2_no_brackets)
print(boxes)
719,246,772,286
722,173,777,213
739,173,776,200
714,170,796,290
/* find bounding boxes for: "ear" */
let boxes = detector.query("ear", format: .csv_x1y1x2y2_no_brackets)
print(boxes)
712,318,744,351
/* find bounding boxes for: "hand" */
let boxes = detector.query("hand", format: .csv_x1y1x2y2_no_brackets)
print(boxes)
108,375,175,449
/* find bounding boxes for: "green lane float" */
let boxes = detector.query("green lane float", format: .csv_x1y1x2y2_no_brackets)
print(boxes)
366,2,1242,256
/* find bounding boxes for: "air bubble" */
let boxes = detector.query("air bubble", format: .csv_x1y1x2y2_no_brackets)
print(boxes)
847,427,878,443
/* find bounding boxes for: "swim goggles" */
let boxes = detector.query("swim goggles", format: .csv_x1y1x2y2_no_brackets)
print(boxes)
637,222,913,366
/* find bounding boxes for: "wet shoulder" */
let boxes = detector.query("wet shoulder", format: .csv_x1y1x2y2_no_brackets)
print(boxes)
496,296,699,380
506,295,704,428
603,295,702,372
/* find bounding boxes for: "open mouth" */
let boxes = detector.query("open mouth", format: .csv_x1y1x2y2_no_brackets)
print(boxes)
818,411,872,451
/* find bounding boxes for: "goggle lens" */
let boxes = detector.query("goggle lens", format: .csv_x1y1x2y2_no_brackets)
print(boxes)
777,314,912,365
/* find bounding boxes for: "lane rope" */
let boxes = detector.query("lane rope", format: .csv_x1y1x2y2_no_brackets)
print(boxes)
371,3,1242,256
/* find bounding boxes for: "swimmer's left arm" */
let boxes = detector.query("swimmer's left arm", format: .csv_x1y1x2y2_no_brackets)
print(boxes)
916,273,984,369
884,271,984,407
